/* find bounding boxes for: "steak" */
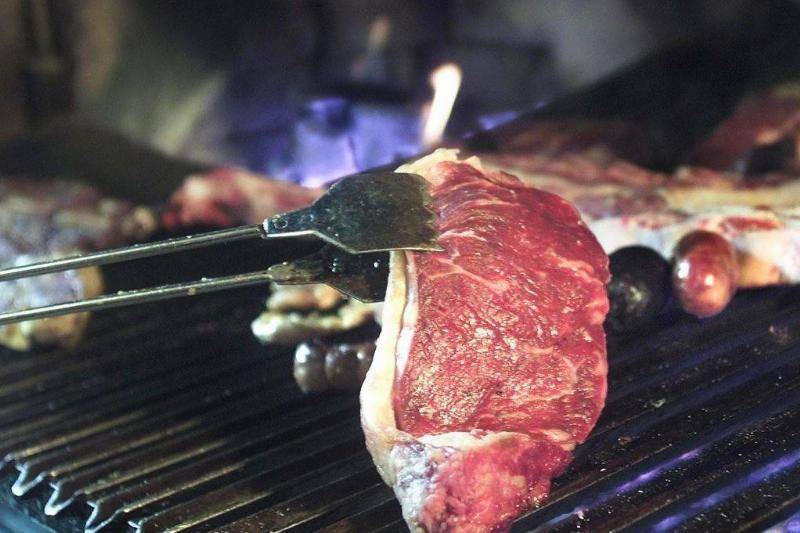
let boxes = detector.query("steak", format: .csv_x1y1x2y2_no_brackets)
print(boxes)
361,150,610,532
691,83,800,175
481,149,800,290
163,167,322,229
0,178,157,351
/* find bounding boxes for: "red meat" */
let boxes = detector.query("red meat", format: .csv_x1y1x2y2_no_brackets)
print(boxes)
361,150,609,532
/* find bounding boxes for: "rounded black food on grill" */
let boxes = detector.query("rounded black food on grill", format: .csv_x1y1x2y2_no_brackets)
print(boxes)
606,246,672,333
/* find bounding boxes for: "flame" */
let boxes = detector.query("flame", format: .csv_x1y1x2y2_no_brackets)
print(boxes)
421,63,462,148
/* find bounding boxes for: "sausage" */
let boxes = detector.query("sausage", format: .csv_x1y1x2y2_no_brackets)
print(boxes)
606,246,671,334
293,340,329,393
672,231,739,318
325,345,362,390
294,340,376,393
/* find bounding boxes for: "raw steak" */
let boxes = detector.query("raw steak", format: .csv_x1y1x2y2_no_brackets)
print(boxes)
477,118,652,164
0,178,157,351
163,167,322,229
361,150,610,532
481,149,800,289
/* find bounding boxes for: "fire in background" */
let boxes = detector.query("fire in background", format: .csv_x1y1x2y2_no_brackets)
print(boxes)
1,0,750,186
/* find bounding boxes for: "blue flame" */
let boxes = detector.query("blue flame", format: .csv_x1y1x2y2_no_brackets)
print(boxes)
261,97,420,187
653,447,800,531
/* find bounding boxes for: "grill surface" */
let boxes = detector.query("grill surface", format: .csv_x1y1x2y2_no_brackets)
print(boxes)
1,237,800,532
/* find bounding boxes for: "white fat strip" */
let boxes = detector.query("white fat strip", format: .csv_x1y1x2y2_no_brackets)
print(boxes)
594,353,609,381
424,259,511,294
415,431,510,451
393,253,420,379
591,210,800,284
663,179,800,210
396,148,462,177
439,179,495,194
438,228,479,240
549,251,598,277
506,165,800,212
360,251,407,486
515,383,577,404
456,198,519,211
416,428,574,451
539,249,603,290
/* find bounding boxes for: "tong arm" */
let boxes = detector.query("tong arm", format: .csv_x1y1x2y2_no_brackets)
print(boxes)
0,246,389,326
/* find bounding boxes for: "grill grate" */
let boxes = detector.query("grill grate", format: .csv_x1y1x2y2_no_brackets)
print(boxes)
1,242,800,532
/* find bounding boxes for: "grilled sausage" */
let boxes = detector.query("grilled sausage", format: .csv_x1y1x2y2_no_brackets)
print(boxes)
294,340,376,393
672,231,739,318
293,340,329,393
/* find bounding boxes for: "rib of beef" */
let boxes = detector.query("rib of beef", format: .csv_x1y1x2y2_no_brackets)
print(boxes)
361,150,610,532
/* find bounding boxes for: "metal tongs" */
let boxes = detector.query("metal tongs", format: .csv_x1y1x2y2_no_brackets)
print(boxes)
0,172,440,326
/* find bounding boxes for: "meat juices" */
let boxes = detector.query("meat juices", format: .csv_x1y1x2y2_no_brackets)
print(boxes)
361,150,610,533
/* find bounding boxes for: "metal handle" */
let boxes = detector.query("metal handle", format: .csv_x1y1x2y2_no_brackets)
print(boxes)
0,225,264,283
0,270,276,326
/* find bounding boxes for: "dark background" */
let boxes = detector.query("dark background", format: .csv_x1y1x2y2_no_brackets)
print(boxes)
0,0,762,189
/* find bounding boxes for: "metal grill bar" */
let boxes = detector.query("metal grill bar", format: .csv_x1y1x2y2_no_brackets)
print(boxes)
543,403,800,531
45,401,358,515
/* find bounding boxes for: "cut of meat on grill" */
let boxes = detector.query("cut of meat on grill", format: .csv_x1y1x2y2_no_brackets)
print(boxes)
162,167,323,229
691,82,800,175
361,150,610,533
480,148,800,317
473,118,653,164
0,178,158,351
162,167,378,345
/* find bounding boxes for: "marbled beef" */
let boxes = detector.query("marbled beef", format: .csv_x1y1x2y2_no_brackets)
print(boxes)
361,150,610,532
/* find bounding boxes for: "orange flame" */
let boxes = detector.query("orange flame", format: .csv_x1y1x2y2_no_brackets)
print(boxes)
421,63,462,148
